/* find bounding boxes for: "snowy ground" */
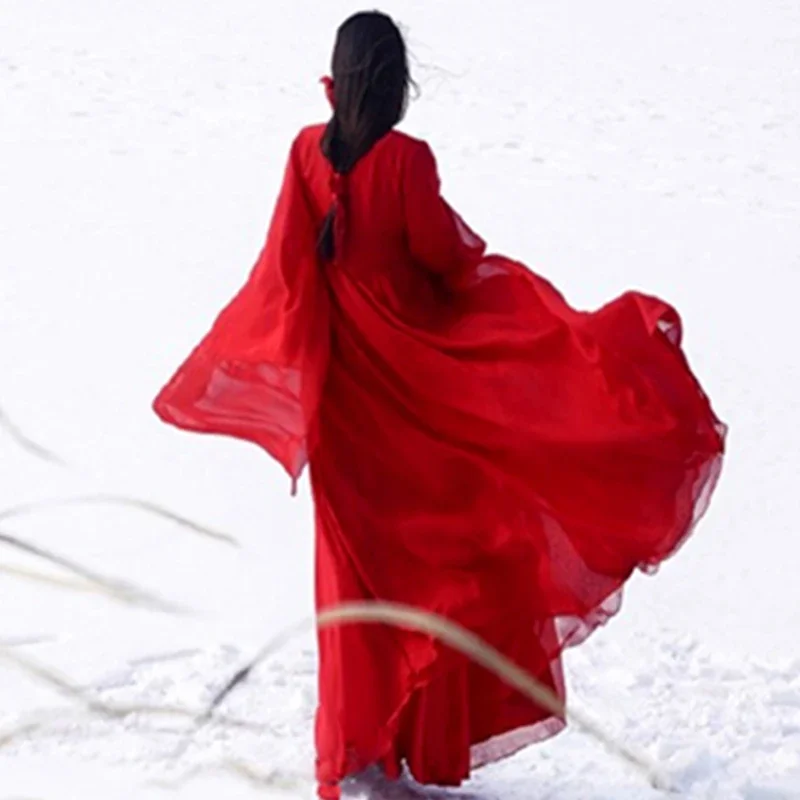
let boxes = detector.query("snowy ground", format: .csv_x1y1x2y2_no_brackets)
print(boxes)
2,0,799,797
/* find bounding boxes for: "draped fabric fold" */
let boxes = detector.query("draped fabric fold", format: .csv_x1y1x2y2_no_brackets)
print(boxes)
154,141,330,486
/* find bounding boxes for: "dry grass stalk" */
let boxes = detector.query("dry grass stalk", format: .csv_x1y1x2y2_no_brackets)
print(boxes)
0,563,101,595
0,648,273,751
0,404,65,466
148,760,306,795
0,495,238,547
0,529,184,612
207,602,672,792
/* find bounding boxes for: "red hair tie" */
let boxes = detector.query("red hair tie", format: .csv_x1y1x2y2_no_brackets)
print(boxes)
329,172,347,259
320,76,336,110
330,173,345,202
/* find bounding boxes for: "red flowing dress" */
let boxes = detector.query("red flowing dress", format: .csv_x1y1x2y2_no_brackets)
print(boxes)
153,124,725,797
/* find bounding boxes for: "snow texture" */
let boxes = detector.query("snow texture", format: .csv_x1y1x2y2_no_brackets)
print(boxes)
1,0,799,798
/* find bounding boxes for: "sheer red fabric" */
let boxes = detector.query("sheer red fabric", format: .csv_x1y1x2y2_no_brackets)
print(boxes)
154,124,725,798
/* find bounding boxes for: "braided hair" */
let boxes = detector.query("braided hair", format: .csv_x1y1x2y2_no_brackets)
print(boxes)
317,12,412,262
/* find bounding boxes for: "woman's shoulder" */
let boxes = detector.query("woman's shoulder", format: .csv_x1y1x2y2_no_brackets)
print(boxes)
374,130,437,183
292,124,432,162
382,129,434,162
293,123,327,160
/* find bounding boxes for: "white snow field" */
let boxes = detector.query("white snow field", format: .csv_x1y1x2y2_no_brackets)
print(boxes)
2,0,799,797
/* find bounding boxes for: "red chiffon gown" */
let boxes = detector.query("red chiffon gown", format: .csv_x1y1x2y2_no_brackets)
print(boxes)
154,123,725,798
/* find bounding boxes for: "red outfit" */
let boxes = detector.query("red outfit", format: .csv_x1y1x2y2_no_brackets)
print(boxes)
154,124,725,797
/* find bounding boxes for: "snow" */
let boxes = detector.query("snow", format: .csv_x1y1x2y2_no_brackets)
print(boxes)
1,0,799,797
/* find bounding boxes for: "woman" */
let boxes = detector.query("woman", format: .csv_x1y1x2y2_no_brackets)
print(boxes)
154,11,725,799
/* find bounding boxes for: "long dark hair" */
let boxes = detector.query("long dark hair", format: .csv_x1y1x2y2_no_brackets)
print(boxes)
318,12,412,262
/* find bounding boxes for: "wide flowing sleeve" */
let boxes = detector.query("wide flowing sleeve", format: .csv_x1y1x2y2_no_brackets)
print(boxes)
402,141,486,283
153,137,330,489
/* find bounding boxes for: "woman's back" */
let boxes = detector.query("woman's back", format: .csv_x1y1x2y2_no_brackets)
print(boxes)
296,124,410,244
296,125,414,293
294,124,480,322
